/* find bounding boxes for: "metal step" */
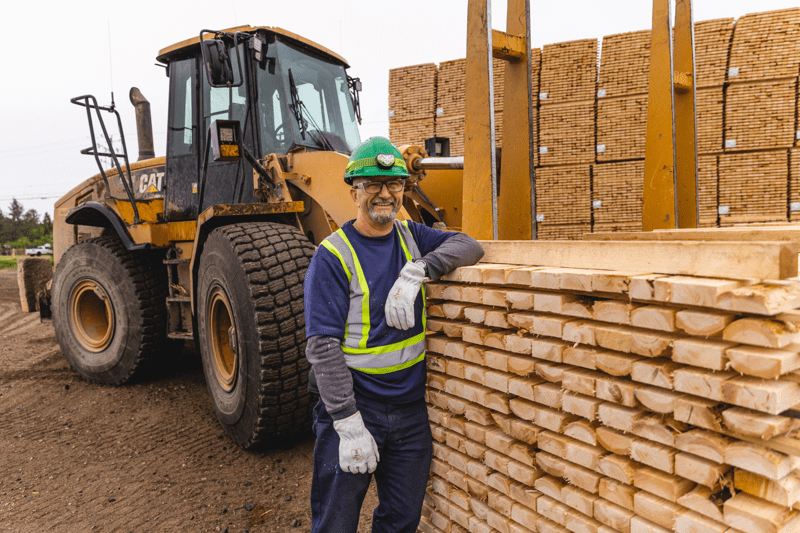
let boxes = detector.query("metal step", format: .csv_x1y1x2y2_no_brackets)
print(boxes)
167,296,191,304
163,258,190,265
168,331,193,340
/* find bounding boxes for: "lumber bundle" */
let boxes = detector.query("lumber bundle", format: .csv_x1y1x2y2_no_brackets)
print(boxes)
388,63,438,122
718,150,788,226
535,165,591,241
434,58,506,120
596,95,648,162
540,39,598,105
791,148,800,222
724,79,797,152
388,118,436,149
422,249,800,533
432,112,505,160
698,155,719,228
538,102,596,166
696,87,724,155
597,30,651,98
695,18,735,88
593,161,644,228
538,223,592,242
728,8,800,83
431,55,530,158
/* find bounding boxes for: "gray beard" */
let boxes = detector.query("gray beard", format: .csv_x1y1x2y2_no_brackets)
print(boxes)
368,201,399,224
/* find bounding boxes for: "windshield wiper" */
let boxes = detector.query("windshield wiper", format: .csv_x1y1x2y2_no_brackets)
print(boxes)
287,68,335,152
287,69,309,140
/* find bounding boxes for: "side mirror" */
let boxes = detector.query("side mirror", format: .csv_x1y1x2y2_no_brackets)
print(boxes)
202,38,235,87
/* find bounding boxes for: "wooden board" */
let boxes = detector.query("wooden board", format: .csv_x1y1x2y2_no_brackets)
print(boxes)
478,240,798,280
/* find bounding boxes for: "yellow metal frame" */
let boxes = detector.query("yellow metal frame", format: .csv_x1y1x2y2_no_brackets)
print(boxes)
463,0,534,241
643,0,698,230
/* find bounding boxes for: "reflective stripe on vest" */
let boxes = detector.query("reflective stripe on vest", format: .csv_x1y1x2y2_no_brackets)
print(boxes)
320,220,427,374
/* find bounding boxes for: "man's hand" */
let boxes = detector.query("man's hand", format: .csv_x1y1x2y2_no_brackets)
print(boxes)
332,411,380,474
385,261,425,330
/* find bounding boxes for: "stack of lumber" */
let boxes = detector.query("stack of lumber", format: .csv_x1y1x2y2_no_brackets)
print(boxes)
727,8,800,83
718,151,788,226
420,240,800,533
717,9,800,223
538,102,596,167
593,161,644,233
724,79,797,152
695,19,734,161
540,39,600,104
538,39,598,167
695,18,735,88
388,64,438,148
433,58,510,157
536,39,596,240
698,155,719,228
596,94,648,162
791,148,800,222
597,30,650,98
696,87,725,155
596,31,649,163
535,165,592,240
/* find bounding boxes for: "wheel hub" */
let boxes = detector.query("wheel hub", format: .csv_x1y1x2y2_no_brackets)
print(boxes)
69,280,115,353
208,287,238,392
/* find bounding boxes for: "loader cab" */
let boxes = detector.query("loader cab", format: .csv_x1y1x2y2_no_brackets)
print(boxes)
158,26,361,222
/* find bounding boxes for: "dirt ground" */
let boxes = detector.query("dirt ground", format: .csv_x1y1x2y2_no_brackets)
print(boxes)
0,268,378,532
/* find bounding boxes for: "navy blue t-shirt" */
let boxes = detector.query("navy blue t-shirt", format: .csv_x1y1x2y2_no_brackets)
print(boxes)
304,220,453,404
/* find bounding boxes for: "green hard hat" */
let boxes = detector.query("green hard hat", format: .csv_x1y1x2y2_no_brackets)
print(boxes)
344,136,409,184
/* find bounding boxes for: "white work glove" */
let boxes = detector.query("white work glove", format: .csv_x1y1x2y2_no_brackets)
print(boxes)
333,411,380,474
385,261,426,330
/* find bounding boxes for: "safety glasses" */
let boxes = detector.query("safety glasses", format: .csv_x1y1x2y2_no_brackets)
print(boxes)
351,180,405,194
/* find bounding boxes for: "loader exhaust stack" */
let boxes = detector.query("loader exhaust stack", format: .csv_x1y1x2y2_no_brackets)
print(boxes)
129,87,155,161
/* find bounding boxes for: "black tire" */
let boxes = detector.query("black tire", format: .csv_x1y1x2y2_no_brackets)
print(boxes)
197,222,316,449
52,236,168,384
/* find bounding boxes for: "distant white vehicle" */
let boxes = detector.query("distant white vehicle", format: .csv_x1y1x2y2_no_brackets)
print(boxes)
25,244,52,256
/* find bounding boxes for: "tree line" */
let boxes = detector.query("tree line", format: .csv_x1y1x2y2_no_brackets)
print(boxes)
1,199,53,251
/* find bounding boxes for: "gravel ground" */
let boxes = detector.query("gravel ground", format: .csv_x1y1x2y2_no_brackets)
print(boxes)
0,268,378,532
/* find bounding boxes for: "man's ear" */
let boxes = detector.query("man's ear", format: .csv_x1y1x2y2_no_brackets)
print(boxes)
350,187,359,206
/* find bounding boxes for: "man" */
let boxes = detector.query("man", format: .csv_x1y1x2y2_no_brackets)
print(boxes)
304,136,484,533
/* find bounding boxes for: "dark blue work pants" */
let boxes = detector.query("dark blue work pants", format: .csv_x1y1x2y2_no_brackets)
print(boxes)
310,395,433,533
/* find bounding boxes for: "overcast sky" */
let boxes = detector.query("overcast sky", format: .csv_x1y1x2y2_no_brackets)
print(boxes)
3,0,798,219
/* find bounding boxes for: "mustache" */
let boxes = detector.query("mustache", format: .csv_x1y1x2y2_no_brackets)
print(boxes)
370,199,396,207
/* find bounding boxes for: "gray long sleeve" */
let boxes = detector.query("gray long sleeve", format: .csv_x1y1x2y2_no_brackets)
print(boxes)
305,335,357,421
421,233,485,280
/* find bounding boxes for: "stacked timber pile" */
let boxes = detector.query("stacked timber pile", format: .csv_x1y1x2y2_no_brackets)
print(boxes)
720,8,800,226
432,58,509,157
692,18,734,227
694,18,733,162
697,155,719,226
792,149,800,222
592,161,644,234
388,64,438,147
420,239,800,533
595,30,650,162
717,151,788,226
594,31,649,233
536,39,597,240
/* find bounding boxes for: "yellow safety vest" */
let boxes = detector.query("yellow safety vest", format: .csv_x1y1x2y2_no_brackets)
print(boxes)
320,220,427,374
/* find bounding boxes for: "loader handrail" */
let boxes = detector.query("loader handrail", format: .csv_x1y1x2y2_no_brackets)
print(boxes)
70,94,141,225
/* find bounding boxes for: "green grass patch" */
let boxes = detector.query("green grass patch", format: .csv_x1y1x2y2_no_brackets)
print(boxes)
0,257,18,269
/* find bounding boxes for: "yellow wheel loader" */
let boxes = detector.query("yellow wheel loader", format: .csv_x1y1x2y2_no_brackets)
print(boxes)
49,26,444,449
